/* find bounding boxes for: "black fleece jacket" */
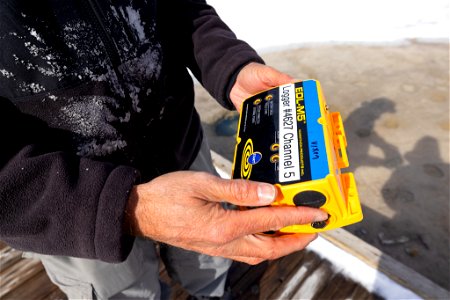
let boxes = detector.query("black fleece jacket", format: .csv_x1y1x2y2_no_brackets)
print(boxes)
0,0,264,262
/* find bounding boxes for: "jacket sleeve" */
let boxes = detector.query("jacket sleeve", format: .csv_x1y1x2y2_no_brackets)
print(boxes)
0,97,139,262
162,0,265,109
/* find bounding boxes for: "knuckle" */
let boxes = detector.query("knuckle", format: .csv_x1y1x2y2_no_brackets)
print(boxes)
296,208,316,225
228,180,253,203
222,232,235,244
208,226,230,245
220,226,237,244
265,213,285,231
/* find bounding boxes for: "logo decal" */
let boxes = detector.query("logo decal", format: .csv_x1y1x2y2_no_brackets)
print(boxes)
241,139,254,179
248,152,262,165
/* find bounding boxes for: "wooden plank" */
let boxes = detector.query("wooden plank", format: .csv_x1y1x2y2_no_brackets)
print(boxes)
270,250,322,299
313,273,358,300
2,269,65,300
0,241,8,251
349,284,379,300
158,263,170,285
234,262,269,300
0,246,66,299
42,287,67,300
0,247,23,272
289,260,334,300
229,262,268,299
158,260,190,300
259,250,306,298
322,229,450,299
168,282,189,300
226,261,253,289
0,258,43,298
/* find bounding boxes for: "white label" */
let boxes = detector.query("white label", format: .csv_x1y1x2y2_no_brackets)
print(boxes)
278,84,301,182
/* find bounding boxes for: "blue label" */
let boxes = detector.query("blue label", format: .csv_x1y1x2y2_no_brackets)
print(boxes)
248,152,262,165
303,80,329,180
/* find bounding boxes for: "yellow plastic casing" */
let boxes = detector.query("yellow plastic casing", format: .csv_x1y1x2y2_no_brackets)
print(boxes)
231,80,363,234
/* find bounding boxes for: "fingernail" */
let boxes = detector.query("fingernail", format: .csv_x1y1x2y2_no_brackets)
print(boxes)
314,212,329,222
257,184,276,204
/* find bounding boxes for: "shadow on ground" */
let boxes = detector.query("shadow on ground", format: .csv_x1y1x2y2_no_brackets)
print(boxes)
345,100,449,290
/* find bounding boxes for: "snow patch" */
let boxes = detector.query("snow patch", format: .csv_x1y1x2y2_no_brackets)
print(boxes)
60,96,120,138
76,139,128,157
307,236,422,299
19,82,45,93
29,28,43,43
0,69,15,78
124,6,147,42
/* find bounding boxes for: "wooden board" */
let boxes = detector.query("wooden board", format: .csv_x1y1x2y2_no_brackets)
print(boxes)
322,229,450,299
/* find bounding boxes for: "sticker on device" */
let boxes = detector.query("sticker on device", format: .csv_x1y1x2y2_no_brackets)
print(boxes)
278,84,301,182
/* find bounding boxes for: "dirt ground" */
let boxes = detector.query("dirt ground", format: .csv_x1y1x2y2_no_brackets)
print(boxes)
194,42,450,290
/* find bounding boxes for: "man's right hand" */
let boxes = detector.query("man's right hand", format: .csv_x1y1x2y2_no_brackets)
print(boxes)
124,171,328,265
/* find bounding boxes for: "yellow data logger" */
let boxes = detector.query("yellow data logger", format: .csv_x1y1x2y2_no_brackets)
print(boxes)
232,80,363,233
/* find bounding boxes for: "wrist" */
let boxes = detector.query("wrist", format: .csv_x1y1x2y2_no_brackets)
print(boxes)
123,186,141,236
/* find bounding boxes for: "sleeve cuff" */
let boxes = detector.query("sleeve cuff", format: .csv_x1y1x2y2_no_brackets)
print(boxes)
224,60,265,110
95,166,140,263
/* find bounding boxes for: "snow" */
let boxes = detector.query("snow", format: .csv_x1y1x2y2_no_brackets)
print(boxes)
123,6,147,42
308,236,422,299
29,28,43,42
0,69,14,78
208,0,449,52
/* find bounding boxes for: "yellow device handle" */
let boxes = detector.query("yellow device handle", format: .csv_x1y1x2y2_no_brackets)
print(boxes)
331,112,349,169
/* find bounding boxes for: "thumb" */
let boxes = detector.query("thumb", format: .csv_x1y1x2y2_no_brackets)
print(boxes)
260,66,294,87
207,177,277,207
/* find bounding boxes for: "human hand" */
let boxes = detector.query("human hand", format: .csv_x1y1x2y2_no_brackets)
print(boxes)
229,62,294,112
124,171,328,265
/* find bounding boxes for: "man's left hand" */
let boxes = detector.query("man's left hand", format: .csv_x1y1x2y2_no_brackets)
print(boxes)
229,62,294,112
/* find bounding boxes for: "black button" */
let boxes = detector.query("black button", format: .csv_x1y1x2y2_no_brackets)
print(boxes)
293,191,327,208
311,220,328,229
